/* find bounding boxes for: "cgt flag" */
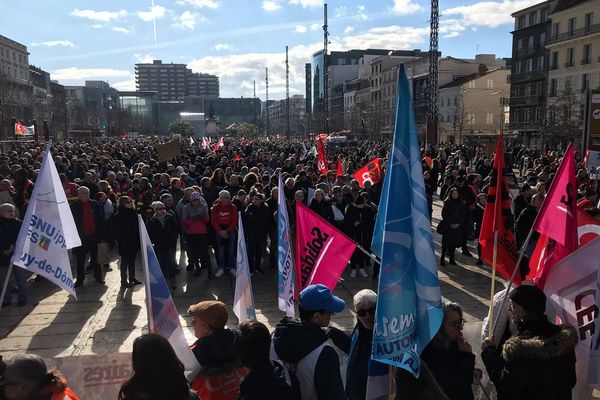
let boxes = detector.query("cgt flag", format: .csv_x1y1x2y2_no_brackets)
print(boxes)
11,143,81,297
317,136,328,176
278,174,295,317
370,65,443,378
295,202,355,291
233,212,256,322
353,157,382,188
139,215,200,381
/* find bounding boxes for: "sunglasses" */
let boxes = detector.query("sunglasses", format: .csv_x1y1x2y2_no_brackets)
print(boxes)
447,318,465,329
156,207,165,211
356,307,376,317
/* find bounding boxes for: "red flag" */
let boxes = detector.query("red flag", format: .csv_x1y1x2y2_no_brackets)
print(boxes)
528,144,578,288
15,121,26,136
212,145,219,153
295,202,356,291
578,208,600,246
353,157,382,188
478,133,519,281
317,137,328,176
336,157,344,177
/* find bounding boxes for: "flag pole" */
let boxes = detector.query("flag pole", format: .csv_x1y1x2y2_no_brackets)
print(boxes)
388,365,395,400
355,242,381,263
0,264,13,311
487,230,499,338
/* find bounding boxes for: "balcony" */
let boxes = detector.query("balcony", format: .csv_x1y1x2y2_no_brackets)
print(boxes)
549,23,600,44
510,95,544,106
516,46,544,57
507,70,547,84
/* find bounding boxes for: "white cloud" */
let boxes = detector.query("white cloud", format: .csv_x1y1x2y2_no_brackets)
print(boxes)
71,9,128,22
334,6,348,18
310,23,320,31
335,5,368,20
355,5,368,21
30,40,75,48
439,18,467,38
338,25,428,49
443,0,540,28
91,24,103,29
112,27,130,34
214,43,233,51
173,11,200,29
443,31,461,38
391,0,423,15
137,5,167,22
288,0,322,8
262,1,281,11
177,0,219,8
295,25,307,33
112,79,137,91
344,25,354,34
51,67,131,81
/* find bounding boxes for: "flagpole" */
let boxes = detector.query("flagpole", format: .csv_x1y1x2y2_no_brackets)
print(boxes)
388,365,395,400
0,264,13,311
487,230,499,338
355,242,381,263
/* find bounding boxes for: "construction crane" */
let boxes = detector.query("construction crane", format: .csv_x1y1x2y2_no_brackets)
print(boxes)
426,0,440,147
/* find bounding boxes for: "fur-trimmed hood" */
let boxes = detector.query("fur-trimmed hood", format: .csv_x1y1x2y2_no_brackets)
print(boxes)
502,325,578,363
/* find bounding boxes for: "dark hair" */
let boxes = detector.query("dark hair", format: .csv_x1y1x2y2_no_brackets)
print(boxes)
119,334,190,400
299,305,325,322
237,320,272,369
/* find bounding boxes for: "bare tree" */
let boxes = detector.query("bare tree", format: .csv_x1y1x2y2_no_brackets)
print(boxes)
547,82,583,146
452,90,467,144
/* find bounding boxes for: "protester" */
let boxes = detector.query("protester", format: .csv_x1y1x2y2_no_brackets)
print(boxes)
440,187,466,266
0,204,25,307
236,319,301,400
243,193,270,274
481,285,577,400
344,196,376,278
182,192,211,277
118,334,199,400
211,190,237,278
147,201,180,278
110,196,142,288
273,284,346,400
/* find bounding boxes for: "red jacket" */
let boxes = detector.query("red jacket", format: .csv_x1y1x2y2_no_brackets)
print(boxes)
211,200,237,233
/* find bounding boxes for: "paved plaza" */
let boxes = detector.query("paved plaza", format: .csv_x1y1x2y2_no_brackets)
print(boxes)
0,196,502,359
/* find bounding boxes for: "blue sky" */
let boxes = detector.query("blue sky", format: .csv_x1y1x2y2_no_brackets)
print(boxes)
0,0,539,99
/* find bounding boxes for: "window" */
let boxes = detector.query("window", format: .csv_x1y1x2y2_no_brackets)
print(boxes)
528,35,534,47
538,55,545,70
540,32,546,46
529,11,537,26
541,8,548,21
467,113,476,125
582,73,590,91
517,15,526,29
567,48,575,67
486,113,494,124
583,44,592,64
585,13,593,31
550,79,557,96
551,52,559,69
568,18,577,35
552,23,560,38
526,58,533,71
518,38,524,49
487,79,494,88
468,80,476,88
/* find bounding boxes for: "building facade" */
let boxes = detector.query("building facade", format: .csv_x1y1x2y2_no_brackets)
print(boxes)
65,81,119,139
265,94,306,135
0,35,31,139
204,98,261,131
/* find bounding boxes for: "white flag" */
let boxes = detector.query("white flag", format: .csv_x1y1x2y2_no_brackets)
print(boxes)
543,236,600,395
12,144,81,297
139,215,200,381
233,212,256,322
277,174,295,317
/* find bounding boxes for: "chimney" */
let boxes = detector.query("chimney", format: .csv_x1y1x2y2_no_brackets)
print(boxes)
478,64,488,76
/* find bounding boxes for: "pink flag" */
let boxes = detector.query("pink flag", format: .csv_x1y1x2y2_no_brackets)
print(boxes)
295,202,356,291
529,143,578,288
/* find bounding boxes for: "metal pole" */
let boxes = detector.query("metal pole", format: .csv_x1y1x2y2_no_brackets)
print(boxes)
323,3,329,134
286,46,291,138
253,80,257,136
0,264,13,311
265,67,270,137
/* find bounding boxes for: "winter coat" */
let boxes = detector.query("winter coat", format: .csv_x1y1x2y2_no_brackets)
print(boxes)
110,208,140,257
421,343,475,400
237,361,301,400
273,317,345,400
515,205,538,248
441,199,466,248
243,203,271,236
346,323,372,400
0,216,21,266
70,199,104,240
344,205,375,247
190,328,247,400
211,200,237,233
512,195,529,224
309,199,334,224
481,318,577,400
182,202,210,235
394,360,449,400
147,213,179,249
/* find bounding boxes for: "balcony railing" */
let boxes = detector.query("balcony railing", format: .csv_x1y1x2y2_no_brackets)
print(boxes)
549,23,600,44
509,95,544,106
507,70,547,84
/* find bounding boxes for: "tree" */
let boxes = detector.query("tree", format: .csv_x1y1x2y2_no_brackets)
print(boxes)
452,90,467,144
547,82,583,146
169,119,193,137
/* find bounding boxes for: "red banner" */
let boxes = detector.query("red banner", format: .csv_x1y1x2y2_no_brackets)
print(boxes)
295,202,356,291
317,137,328,176
336,157,344,177
352,157,381,188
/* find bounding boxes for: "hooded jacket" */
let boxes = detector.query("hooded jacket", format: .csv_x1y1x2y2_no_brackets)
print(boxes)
238,361,301,400
481,318,577,400
182,201,210,235
272,317,344,400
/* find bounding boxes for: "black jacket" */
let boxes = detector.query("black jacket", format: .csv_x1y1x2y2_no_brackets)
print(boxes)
0,217,21,266
309,199,334,224
191,328,237,369
441,199,466,248
515,205,538,248
238,361,301,400
70,199,104,240
147,213,179,249
244,203,271,236
481,318,577,400
273,317,344,400
344,204,375,246
110,208,140,257
421,343,475,400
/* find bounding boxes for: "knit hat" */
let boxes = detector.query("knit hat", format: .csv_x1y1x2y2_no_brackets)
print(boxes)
190,192,202,201
151,201,165,210
510,285,546,316
188,300,228,330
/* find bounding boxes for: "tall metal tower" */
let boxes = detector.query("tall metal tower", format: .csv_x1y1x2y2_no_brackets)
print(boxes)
323,3,329,134
426,0,440,146
286,45,291,138
265,67,270,136
253,80,257,135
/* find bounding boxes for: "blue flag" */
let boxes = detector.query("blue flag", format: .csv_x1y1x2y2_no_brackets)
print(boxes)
370,65,443,377
278,174,295,317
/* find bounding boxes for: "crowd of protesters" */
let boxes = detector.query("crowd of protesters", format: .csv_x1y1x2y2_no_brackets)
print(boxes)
0,135,598,399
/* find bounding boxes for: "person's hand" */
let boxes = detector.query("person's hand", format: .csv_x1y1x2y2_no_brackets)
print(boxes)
457,333,472,353
481,337,496,351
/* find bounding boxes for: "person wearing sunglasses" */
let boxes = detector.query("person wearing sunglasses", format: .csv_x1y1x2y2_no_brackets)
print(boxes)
147,201,180,279
421,302,475,400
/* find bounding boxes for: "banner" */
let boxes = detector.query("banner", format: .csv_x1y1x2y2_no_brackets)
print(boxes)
295,202,356,291
139,215,200,381
15,121,26,135
277,174,295,317
584,150,600,179
233,212,256,322
12,144,81,297
578,209,600,246
353,158,382,188
336,157,345,177
544,236,600,391
156,140,181,162
478,133,519,282
317,136,328,175
370,65,443,378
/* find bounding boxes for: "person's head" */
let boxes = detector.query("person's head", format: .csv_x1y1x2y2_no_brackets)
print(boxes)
353,289,376,330
95,192,107,204
253,192,264,205
294,190,304,202
151,201,166,215
313,188,325,202
188,300,229,339
183,187,194,200
160,193,174,208
531,193,545,209
299,284,345,327
219,190,231,205
3,354,50,400
237,320,272,369
440,302,465,345
190,191,203,205
355,195,366,208
77,186,90,202
0,203,16,220
508,284,547,325
118,196,134,209
445,187,460,202
476,193,487,207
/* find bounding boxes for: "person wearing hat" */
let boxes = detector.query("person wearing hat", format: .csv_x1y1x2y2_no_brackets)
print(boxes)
188,300,245,400
182,192,211,277
512,184,536,227
147,201,180,278
210,190,237,278
481,285,577,400
273,284,346,400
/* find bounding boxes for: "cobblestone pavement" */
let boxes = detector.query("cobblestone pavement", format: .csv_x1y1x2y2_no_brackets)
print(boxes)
0,195,504,359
